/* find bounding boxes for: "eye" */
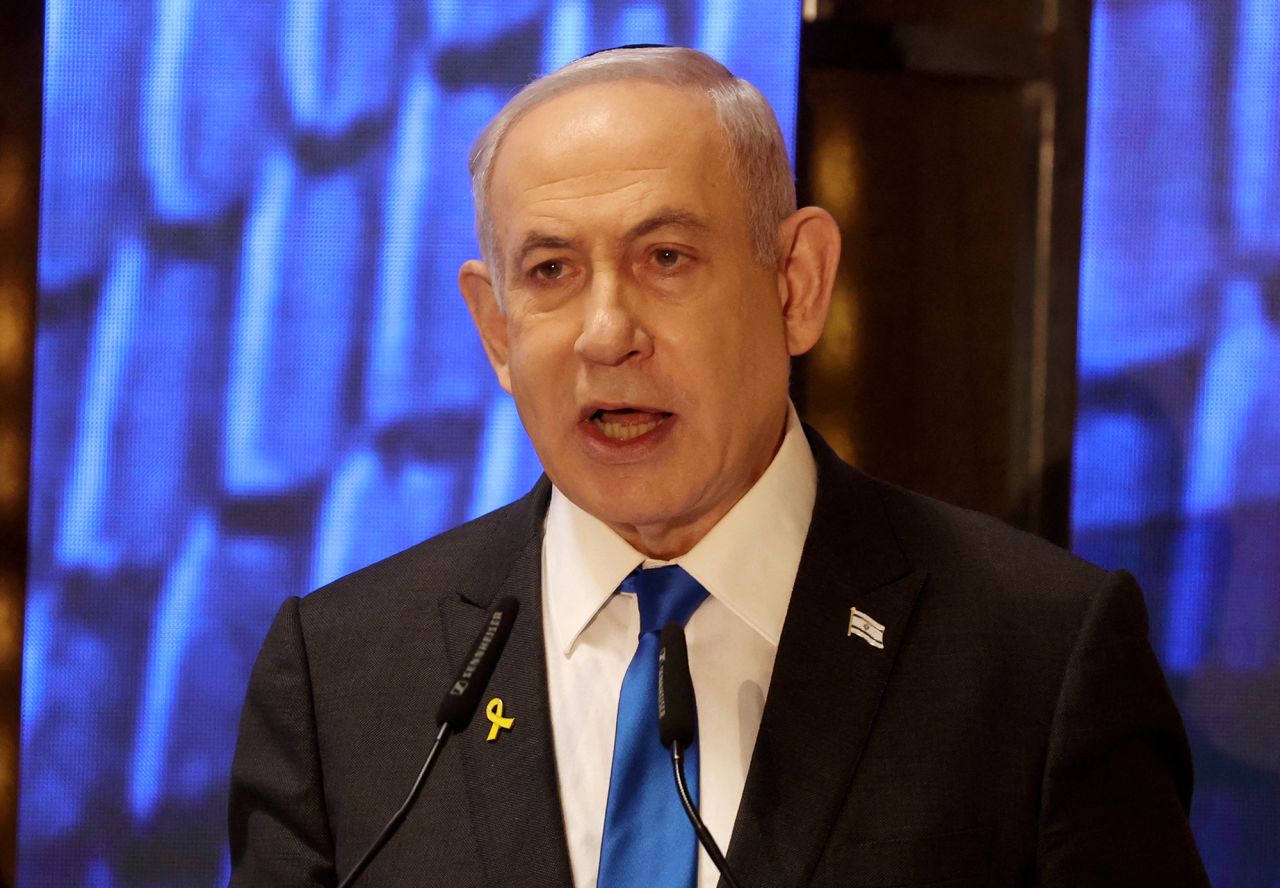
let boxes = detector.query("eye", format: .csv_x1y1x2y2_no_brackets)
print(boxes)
532,260,565,280
652,248,684,269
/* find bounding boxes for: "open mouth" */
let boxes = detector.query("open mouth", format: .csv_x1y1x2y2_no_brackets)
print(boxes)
588,407,672,442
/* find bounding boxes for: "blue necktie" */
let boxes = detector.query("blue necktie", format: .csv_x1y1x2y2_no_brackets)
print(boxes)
597,565,708,888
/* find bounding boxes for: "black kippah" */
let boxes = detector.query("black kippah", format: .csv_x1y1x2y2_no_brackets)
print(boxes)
577,43,671,60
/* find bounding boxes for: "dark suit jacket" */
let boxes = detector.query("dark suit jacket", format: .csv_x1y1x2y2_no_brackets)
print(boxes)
229,429,1209,887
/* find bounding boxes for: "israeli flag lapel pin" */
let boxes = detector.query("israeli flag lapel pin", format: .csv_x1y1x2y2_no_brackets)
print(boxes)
847,607,886,649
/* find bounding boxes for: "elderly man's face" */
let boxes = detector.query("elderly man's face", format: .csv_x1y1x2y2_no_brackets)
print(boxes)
463,80,815,557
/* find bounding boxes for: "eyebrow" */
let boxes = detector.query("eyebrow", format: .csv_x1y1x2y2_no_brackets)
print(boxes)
509,208,711,270
513,233,577,269
620,208,710,245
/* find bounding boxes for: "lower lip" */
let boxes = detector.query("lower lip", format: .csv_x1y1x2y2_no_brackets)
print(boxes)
578,414,676,462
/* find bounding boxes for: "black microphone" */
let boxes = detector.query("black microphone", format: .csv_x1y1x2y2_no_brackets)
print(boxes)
437,596,520,730
337,597,520,888
658,622,745,888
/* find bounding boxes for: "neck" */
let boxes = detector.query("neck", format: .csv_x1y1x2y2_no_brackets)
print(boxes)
609,514,724,561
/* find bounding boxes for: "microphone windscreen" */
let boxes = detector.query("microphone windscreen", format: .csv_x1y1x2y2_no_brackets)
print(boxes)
436,596,520,730
658,622,697,748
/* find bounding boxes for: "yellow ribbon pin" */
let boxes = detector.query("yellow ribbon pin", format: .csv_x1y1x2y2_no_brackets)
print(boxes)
486,697,514,742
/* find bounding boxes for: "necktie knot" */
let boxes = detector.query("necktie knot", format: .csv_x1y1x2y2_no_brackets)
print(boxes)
619,565,708,635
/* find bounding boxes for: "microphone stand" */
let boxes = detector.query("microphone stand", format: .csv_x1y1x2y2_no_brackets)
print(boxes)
336,722,452,888
671,743,744,888
333,594,519,887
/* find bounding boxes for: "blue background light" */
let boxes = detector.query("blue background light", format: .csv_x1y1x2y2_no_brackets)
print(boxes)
1075,1,1280,884
24,3,799,884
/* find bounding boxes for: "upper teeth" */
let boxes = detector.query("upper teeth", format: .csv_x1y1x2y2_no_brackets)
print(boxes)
595,417,663,440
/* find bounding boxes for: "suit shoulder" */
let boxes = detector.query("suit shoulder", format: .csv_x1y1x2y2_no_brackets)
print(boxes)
805,425,1109,610
870,477,1112,614
861,476,1144,701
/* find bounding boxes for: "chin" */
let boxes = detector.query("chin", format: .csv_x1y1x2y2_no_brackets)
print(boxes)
566,476,690,532
580,490,670,528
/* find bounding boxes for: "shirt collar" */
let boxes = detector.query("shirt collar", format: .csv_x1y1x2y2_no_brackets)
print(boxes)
544,404,817,655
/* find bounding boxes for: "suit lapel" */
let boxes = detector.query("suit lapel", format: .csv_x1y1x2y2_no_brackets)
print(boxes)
723,430,926,887
437,479,574,888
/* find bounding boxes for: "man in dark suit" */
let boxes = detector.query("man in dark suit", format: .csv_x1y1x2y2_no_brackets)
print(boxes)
229,47,1209,886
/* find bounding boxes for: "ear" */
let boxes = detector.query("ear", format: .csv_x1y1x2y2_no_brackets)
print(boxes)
774,206,841,356
459,259,512,393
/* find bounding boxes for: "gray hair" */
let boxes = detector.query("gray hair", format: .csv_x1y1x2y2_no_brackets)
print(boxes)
468,46,796,288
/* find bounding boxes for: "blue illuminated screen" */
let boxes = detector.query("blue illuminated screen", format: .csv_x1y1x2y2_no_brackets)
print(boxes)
23,2,801,884
1074,1,1280,884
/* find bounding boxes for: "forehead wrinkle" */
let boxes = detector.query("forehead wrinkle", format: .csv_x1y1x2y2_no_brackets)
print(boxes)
523,173,665,206
523,165,667,193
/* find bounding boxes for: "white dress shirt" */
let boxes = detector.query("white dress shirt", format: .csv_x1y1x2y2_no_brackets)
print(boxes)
541,404,817,888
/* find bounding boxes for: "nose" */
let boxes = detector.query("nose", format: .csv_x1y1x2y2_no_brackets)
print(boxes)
574,271,652,366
